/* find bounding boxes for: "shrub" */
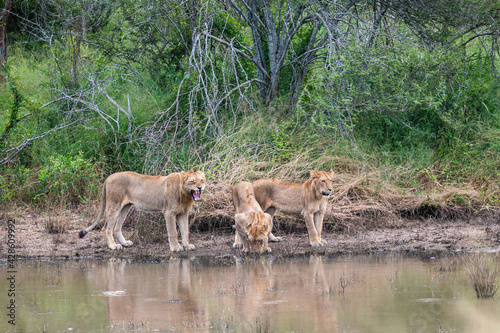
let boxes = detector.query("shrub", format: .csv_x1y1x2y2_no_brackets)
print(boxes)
0,165,31,203
45,212,69,234
34,152,99,206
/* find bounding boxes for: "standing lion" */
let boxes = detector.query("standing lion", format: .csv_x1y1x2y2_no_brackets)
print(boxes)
252,170,334,246
79,170,206,252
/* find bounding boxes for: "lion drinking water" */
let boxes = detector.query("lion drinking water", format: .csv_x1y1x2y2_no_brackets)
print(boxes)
252,170,334,247
232,181,273,253
79,170,206,252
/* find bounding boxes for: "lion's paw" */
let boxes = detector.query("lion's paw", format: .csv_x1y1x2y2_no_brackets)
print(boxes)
310,241,323,247
170,245,184,252
110,244,123,250
269,234,282,242
185,244,195,251
121,240,133,247
321,239,327,245
233,242,242,249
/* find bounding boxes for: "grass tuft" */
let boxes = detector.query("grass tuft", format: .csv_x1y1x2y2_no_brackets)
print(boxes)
44,211,69,234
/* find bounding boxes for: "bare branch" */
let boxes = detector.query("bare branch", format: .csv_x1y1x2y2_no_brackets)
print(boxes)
199,30,271,81
1,120,79,165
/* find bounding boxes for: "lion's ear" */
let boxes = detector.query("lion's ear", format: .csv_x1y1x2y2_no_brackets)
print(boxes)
245,222,253,235
310,170,319,179
328,169,334,178
180,171,189,181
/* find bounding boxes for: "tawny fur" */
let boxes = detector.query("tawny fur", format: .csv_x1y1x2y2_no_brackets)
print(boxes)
232,181,273,253
79,170,206,252
252,170,334,246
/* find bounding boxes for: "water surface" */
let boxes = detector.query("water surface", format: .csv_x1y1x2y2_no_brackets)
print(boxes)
2,254,500,332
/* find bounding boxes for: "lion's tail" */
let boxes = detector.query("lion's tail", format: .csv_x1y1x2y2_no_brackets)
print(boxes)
79,181,107,238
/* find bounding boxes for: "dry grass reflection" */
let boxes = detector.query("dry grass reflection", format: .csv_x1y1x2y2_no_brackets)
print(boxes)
464,253,499,298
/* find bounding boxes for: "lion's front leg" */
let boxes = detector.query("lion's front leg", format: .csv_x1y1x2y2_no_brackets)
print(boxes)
303,211,322,247
233,230,243,248
177,213,195,251
314,211,327,245
262,237,272,253
164,211,183,252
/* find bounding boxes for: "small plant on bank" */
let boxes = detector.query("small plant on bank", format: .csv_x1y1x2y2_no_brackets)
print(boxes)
464,254,499,299
44,211,68,234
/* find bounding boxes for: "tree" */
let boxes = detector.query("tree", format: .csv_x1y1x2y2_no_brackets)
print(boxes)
90,0,199,84
0,0,13,70
392,0,500,75
0,0,128,165
200,0,362,107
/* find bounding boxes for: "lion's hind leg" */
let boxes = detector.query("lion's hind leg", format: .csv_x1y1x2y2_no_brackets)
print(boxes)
264,207,282,242
104,204,122,250
114,204,133,247
268,233,282,242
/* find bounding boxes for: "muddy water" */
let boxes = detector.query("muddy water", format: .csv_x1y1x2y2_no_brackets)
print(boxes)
2,255,500,333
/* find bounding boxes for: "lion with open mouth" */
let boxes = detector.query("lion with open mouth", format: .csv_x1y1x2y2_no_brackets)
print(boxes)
79,170,206,252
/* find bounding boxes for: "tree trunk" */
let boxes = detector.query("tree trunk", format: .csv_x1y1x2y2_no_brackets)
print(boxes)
0,0,13,76
289,20,324,108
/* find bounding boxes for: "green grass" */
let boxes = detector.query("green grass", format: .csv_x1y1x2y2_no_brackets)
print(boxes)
2,40,500,213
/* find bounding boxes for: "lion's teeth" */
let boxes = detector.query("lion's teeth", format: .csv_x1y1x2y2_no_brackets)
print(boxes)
192,190,202,201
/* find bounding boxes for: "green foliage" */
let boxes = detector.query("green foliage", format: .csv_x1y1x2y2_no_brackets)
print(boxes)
0,165,30,203
33,152,99,205
305,39,500,183
3,0,500,212
1,63,29,151
270,121,294,162
0,152,98,207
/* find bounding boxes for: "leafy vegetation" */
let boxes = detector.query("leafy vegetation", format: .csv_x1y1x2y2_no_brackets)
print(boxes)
1,0,500,220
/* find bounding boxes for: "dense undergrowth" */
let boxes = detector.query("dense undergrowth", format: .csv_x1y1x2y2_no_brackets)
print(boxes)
1,30,500,235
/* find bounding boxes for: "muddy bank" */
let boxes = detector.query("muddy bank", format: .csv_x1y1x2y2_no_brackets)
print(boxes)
2,206,500,262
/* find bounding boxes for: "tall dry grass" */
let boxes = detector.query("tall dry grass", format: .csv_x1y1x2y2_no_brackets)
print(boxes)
196,147,484,235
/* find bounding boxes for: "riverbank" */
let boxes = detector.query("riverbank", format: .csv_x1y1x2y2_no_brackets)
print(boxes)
2,205,499,262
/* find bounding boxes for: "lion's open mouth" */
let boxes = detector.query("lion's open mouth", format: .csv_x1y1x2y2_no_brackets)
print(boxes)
321,191,331,197
191,189,202,201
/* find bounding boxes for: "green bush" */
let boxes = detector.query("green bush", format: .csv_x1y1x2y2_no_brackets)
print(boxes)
0,152,99,208
34,152,99,206
0,165,31,203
